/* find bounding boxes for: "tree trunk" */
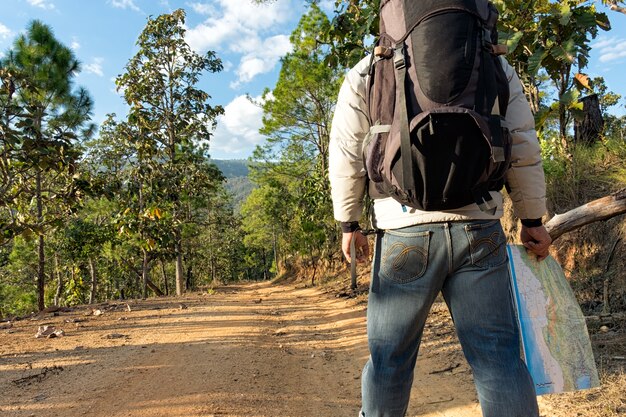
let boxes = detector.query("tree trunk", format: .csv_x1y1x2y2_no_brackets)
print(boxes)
161,260,169,296
121,257,164,296
262,249,268,281
175,237,184,296
88,257,97,304
558,71,571,153
54,253,63,306
545,188,626,241
574,95,604,146
186,264,193,290
272,227,278,275
36,169,45,311
142,249,149,299
210,255,215,283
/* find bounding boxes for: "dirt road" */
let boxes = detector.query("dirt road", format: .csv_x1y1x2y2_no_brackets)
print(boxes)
0,280,489,417
4,278,619,417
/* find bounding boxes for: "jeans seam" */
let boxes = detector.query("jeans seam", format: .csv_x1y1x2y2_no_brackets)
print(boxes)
445,222,453,274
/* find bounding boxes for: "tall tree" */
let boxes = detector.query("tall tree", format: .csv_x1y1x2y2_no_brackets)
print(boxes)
1,21,94,310
116,9,224,296
248,4,343,271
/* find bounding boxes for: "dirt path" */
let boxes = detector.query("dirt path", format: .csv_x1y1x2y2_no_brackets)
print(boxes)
0,281,481,417
0,280,586,417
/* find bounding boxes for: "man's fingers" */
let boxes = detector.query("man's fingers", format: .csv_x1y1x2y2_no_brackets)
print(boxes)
359,240,370,259
342,231,370,264
524,240,550,260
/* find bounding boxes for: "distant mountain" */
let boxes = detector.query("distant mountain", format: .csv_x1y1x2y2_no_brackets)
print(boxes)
211,159,255,212
211,159,250,179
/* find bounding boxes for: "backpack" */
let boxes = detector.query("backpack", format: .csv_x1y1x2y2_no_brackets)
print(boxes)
365,0,511,214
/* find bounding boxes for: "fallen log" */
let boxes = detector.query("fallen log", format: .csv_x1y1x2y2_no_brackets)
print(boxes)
545,188,626,241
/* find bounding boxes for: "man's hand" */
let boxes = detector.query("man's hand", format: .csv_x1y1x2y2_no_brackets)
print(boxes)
520,225,552,261
342,230,370,263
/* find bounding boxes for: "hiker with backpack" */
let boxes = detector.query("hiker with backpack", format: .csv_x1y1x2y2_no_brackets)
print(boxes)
328,0,551,416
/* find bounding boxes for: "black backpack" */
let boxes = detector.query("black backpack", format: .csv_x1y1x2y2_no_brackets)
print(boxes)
365,0,511,213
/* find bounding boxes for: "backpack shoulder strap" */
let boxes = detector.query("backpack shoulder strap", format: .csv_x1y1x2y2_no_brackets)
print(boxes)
392,45,416,200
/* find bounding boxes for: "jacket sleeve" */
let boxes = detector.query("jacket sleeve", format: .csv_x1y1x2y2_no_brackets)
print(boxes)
501,58,548,221
328,59,371,223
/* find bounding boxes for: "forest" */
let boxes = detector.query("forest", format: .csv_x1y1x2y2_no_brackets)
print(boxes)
1,0,626,319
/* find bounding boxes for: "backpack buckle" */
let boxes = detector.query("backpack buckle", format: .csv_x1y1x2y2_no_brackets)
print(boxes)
393,46,406,70
374,46,394,59
482,27,493,51
491,44,508,56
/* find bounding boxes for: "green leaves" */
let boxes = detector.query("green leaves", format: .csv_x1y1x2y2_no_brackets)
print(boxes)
528,47,548,76
550,39,577,64
1,19,93,252
243,4,344,272
595,12,611,30
321,0,379,69
497,0,619,139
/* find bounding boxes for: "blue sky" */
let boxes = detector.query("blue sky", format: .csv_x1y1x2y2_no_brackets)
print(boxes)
1,0,625,160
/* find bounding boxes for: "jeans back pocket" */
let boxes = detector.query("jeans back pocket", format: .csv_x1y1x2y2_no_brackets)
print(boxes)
464,220,507,269
380,229,430,283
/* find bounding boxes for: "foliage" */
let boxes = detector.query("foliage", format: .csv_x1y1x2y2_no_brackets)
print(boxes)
0,20,94,310
0,13,255,316
542,133,626,210
0,282,37,317
243,4,343,274
320,0,379,69
495,0,612,142
224,176,256,212
2,1,626,316
115,8,224,296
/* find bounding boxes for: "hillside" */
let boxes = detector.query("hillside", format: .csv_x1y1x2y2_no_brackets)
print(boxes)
211,159,250,178
212,159,256,210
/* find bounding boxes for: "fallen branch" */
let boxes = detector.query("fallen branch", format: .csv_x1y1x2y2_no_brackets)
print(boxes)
429,363,460,374
12,366,63,387
584,312,626,321
545,188,626,241
609,1,626,15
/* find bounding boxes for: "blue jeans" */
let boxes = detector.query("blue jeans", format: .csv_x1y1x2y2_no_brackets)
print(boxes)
360,221,539,417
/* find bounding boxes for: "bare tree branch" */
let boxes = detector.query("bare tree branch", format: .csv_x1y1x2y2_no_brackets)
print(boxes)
545,188,626,241
609,1,626,14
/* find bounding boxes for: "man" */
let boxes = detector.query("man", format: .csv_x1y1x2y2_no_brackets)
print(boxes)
328,53,552,416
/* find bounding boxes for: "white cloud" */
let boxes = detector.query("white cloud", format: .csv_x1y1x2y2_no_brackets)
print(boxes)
232,34,292,88
593,36,626,64
109,0,141,12
0,23,11,40
84,58,105,77
185,0,296,86
221,60,234,72
210,94,266,157
26,0,55,9
187,2,217,15
71,37,80,51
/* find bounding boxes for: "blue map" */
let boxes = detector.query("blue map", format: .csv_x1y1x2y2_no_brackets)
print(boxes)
507,245,600,395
